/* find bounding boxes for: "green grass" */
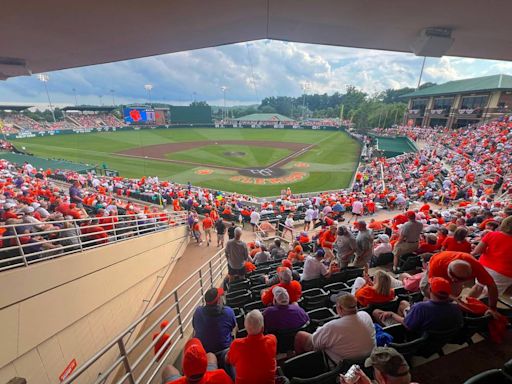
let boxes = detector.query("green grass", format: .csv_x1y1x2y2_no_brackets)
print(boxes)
11,128,360,196
165,144,292,168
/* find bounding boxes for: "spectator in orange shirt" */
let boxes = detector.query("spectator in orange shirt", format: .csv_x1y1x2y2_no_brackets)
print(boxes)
152,320,171,362
418,234,439,254
441,227,472,253
287,242,304,263
202,213,214,246
421,251,499,317
351,271,396,307
368,218,384,231
261,267,302,306
162,338,233,384
320,225,337,261
226,310,277,384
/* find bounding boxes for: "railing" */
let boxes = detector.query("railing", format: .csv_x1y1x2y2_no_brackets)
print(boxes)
0,211,188,272
62,248,229,384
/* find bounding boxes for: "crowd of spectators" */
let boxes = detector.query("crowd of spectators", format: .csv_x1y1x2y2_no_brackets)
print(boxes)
0,158,181,266
71,113,124,128
155,195,511,383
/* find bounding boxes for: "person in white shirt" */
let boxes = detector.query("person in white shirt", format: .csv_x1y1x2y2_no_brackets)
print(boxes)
294,294,376,363
350,200,364,223
301,249,331,281
249,209,260,232
373,234,392,258
304,205,315,231
282,214,294,240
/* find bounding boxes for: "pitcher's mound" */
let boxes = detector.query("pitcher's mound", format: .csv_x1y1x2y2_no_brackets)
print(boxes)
224,151,246,157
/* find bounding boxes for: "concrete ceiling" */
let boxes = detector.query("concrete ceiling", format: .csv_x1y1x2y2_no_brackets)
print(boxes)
1,0,512,79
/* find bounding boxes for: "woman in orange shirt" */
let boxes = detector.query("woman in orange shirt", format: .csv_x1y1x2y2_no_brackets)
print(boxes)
442,227,472,253
352,270,395,307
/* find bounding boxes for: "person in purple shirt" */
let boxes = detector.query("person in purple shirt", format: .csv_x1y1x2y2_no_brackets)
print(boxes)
373,277,463,334
263,286,310,332
192,287,236,354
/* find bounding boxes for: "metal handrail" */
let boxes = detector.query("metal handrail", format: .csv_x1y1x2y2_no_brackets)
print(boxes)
0,212,188,272
61,248,229,384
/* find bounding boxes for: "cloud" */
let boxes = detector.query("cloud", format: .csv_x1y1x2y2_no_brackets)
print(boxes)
1,39,511,107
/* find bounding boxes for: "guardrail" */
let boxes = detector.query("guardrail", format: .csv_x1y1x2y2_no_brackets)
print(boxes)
62,247,229,384
0,211,188,272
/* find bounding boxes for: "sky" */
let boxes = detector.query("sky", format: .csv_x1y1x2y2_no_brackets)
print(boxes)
1,39,512,108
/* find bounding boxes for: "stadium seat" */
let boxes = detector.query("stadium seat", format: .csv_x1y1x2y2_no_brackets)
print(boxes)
228,279,250,293
306,307,338,332
418,326,461,358
267,322,310,354
323,282,350,295
244,300,265,312
225,290,251,308
301,277,323,290
463,369,512,384
300,288,330,311
453,314,492,346
283,351,332,380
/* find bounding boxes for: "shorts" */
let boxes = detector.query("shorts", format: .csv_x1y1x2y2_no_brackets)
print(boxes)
228,265,246,277
162,362,217,383
204,229,211,235
476,267,512,296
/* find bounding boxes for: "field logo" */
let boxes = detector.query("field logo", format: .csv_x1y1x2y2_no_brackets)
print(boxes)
249,168,273,177
195,169,214,175
230,171,307,185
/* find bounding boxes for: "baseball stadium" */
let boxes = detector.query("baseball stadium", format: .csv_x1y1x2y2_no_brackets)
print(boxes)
1,2,512,384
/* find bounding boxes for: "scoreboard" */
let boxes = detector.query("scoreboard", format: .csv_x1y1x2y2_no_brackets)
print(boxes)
123,107,155,124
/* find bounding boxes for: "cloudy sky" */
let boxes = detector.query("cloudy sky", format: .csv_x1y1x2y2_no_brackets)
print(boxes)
2,39,512,108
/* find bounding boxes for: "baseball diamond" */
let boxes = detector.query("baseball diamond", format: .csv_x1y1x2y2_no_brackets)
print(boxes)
11,128,361,196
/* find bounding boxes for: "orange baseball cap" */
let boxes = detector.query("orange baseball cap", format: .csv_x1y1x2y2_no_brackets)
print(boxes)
406,211,416,219
182,338,208,378
281,259,292,269
430,277,451,298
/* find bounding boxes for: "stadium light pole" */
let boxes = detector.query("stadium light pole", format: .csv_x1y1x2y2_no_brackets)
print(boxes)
72,88,78,106
38,73,56,122
301,81,310,120
144,84,153,106
221,86,227,120
110,89,116,106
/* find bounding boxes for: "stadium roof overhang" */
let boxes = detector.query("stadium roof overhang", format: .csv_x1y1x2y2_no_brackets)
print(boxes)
0,105,32,112
2,0,512,79
61,105,118,112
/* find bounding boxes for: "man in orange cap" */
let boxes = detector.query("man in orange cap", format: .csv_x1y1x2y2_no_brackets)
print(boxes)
373,277,463,333
162,338,233,383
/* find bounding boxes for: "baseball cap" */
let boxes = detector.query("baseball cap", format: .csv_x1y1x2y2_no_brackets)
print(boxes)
356,220,367,228
272,286,290,306
364,347,410,377
378,234,390,243
204,287,224,305
281,259,292,269
429,277,451,299
182,338,208,378
315,248,325,258
406,211,416,219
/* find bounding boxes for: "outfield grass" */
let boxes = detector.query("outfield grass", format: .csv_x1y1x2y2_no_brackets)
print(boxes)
165,144,292,168
11,128,360,196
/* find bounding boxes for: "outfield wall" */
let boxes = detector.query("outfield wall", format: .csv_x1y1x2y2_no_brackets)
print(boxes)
5,124,343,140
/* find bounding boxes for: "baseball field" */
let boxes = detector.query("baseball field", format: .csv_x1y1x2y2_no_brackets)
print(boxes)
11,128,360,196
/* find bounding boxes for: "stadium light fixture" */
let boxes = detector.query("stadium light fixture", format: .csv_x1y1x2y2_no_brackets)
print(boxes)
301,81,310,120
37,73,56,122
144,84,153,106
110,89,116,106
72,88,78,106
221,86,227,120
